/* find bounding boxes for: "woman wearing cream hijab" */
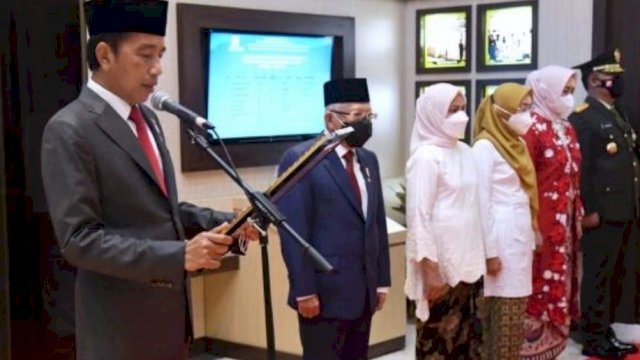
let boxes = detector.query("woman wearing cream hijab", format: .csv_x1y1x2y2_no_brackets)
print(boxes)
405,83,485,359
520,66,584,359
472,83,538,360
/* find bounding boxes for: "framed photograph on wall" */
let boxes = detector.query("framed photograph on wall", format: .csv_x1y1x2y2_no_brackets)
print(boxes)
415,80,471,101
476,1,538,72
416,6,472,73
415,80,472,143
475,78,526,108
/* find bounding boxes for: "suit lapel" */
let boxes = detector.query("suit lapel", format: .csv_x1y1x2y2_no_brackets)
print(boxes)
80,88,167,198
324,151,364,219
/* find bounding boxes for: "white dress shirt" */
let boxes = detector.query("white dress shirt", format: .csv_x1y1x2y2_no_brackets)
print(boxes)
404,142,486,321
87,79,162,167
472,139,535,298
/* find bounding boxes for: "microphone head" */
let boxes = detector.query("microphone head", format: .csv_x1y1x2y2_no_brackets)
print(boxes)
151,91,171,111
332,126,354,139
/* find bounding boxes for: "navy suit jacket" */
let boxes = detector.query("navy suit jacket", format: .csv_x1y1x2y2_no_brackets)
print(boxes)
276,138,391,320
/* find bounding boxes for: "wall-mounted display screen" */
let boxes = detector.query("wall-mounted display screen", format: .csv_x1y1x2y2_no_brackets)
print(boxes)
176,4,354,171
207,31,333,142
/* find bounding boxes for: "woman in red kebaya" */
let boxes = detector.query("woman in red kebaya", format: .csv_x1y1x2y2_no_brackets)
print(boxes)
520,65,584,359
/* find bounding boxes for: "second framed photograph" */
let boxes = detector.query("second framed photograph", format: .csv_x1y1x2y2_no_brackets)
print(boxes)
476,0,538,72
416,6,471,74
415,80,471,101
475,78,526,108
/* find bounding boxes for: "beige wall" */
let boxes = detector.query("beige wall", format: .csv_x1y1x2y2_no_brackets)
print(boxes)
404,0,594,160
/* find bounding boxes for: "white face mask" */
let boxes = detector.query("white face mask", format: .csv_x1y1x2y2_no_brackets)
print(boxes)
507,111,533,135
494,104,533,135
441,110,469,139
555,94,574,119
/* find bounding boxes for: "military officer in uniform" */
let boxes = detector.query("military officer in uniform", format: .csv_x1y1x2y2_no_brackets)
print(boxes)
569,49,640,358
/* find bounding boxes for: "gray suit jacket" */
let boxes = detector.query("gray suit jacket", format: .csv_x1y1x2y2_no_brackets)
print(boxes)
41,87,232,360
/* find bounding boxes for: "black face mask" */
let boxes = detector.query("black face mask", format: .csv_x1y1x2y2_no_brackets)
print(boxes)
341,117,372,148
598,76,624,98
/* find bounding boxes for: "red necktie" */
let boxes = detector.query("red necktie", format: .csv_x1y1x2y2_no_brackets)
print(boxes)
343,150,362,205
129,105,167,196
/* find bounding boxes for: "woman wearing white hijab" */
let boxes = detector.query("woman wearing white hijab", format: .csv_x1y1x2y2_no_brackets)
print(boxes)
520,65,584,359
405,83,486,359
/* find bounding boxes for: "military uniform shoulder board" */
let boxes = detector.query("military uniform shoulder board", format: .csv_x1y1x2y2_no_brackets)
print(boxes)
575,102,589,113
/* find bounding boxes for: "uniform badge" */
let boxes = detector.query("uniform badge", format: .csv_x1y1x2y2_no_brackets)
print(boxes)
575,102,589,113
606,141,618,154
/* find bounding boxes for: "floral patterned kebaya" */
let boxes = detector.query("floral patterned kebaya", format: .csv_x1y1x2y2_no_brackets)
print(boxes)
522,111,584,358
525,114,583,326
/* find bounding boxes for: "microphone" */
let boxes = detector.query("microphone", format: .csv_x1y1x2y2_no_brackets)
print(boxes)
331,126,354,140
151,91,214,130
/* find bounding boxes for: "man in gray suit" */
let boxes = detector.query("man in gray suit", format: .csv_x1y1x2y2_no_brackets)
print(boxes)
41,1,248,359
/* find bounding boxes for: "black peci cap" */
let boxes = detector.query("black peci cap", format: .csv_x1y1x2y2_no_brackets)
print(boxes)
324,78,370,107
84,0,168,37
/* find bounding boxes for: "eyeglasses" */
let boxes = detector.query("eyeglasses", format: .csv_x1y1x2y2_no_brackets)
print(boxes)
330,110,378,121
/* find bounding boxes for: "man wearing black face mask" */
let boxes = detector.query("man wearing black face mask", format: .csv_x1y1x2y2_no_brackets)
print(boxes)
276,78,391,360
569,49,640,358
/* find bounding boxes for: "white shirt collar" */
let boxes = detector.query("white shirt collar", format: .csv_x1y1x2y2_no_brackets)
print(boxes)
87,78,133,121
335,143,357,161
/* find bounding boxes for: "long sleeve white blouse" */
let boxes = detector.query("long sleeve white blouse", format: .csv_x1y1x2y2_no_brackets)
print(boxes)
404,142,486,321
472,138,535,298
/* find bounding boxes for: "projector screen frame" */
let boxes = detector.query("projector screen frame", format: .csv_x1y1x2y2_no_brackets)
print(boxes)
177,4,355,172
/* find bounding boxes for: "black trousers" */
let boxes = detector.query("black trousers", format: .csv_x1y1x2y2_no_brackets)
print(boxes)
580,219,640,344
298,301,373,360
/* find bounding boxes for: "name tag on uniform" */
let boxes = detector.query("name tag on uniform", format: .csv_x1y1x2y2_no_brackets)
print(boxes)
600,123,613,129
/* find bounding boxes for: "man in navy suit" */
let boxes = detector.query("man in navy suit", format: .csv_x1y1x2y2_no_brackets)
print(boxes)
277,78,391,360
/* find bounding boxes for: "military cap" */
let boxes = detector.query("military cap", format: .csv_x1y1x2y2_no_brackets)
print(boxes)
573,48,625,88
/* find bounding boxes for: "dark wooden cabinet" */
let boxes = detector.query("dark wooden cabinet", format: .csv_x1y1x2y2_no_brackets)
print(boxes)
1,0,82,358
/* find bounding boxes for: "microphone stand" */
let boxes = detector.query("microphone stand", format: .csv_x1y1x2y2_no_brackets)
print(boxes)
185,127,333,360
